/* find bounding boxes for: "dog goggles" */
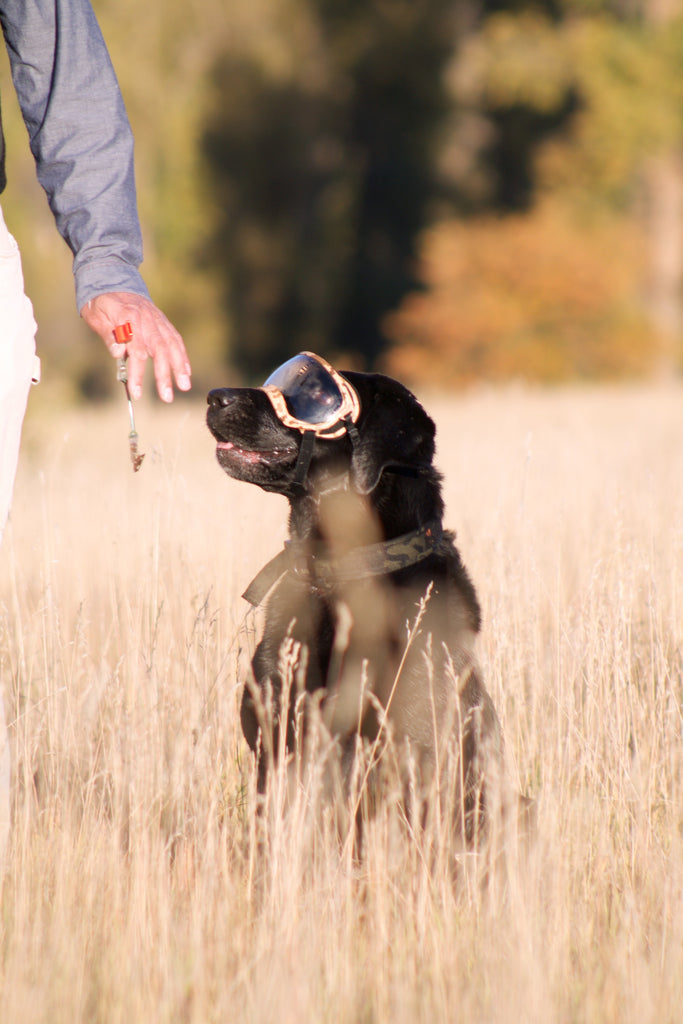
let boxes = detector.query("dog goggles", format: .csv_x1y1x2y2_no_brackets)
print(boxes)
261,352,360,440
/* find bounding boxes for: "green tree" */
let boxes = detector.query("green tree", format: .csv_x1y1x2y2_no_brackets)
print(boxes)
386,0,683,383
0,0,230,398
202,0,461,379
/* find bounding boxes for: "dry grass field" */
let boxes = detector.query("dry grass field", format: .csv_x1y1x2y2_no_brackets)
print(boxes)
0,382,681,1023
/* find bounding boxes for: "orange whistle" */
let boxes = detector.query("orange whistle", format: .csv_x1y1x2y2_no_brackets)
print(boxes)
114,322,133,344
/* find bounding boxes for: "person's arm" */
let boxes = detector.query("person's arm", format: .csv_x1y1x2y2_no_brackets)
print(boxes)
0,0,191,400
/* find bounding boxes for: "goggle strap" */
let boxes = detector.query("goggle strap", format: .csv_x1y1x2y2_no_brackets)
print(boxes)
293,429,316,487
343,415,361,448
383,464,419,479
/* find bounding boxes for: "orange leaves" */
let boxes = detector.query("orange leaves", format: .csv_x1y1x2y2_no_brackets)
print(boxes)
384,201,660,386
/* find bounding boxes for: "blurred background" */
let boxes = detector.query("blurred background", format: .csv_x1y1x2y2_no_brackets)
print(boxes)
2,0,683,400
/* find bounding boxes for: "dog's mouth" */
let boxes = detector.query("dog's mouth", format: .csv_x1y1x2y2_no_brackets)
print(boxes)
215,439,297,466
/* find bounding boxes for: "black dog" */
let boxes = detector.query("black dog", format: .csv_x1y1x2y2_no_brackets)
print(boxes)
207,353,505,843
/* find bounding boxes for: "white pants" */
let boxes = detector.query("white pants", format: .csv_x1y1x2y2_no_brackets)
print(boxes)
0,203,38,866
0,206,37,538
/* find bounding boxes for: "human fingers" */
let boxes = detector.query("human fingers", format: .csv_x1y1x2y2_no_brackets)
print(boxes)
81,291,192,400
122,304,184,402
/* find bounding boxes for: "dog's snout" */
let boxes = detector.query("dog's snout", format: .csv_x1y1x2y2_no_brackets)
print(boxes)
207,388,233,409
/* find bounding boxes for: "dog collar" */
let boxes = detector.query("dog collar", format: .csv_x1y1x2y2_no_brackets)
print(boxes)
242,519,443,606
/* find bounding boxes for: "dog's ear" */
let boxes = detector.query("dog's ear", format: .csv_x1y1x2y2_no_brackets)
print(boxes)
345,374,436,495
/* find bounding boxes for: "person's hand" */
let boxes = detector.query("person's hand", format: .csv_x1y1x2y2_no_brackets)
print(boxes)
80,291,192,402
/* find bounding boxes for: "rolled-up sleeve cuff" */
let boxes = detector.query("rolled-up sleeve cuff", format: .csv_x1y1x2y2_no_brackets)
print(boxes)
75,257,151,314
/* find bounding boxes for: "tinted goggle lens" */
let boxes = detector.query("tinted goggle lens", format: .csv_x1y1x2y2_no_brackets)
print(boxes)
261,352,360,438
263,354,343,425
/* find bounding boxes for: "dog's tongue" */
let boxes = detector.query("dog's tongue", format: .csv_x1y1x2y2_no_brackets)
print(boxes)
216,441,234,450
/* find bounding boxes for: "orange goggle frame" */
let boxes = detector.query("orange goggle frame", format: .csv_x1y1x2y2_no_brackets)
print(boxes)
260,351,360,440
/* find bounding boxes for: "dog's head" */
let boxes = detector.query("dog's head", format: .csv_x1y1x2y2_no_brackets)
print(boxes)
206,352,437,499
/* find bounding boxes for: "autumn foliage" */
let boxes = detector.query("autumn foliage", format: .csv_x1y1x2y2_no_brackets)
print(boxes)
2,0,683,390
383,201,660,387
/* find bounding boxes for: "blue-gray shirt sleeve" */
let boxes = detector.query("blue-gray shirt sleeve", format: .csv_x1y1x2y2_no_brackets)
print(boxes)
0,0,150,310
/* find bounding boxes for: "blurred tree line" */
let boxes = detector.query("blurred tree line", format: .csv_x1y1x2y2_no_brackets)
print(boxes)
1,0,682,396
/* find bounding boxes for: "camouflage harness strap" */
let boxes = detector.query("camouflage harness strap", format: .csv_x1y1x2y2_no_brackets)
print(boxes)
242,519,443,607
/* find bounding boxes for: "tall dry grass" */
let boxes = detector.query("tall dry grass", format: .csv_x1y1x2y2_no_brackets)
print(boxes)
0,383,681,1023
